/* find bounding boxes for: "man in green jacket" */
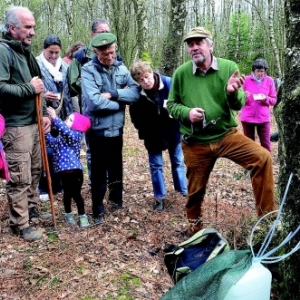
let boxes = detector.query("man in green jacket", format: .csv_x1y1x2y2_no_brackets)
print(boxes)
167,27,277,235
0,6,51,240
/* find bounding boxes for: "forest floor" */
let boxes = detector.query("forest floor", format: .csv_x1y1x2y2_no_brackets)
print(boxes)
0,110,281,300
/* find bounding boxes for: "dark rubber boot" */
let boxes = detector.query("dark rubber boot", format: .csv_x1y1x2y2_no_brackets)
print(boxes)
153,199,165,212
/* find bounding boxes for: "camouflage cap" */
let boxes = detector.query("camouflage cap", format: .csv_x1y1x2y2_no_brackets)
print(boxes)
183,27,213,42
91,33,116,48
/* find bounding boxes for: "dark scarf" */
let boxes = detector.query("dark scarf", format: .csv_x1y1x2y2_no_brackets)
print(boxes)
1,33,42,78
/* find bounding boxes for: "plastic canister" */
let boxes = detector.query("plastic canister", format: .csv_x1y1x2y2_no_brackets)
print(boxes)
223,262,272,300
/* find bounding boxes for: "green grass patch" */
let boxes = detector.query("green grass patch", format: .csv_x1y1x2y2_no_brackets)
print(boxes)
76,264,87,274
47,231,59,242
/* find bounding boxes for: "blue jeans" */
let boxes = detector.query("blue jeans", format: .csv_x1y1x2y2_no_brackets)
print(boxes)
148,141,187,200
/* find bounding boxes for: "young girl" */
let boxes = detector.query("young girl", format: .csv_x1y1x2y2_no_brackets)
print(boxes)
46,107,91,227
0,114,9,181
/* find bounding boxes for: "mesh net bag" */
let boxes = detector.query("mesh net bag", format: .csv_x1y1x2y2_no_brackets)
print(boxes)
160,250,252,300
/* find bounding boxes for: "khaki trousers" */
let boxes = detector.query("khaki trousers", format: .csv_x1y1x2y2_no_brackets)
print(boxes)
2,124,41,230
182,128,277,223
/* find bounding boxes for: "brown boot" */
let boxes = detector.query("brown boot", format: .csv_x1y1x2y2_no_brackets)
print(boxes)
188,217,203,236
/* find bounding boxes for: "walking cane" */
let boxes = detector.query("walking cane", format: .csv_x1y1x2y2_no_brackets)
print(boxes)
35,93,57,229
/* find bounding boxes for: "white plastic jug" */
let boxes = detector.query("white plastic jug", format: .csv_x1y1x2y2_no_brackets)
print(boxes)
223,262,272,300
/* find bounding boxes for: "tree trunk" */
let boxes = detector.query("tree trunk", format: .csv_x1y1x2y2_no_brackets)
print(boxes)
277,1,300,299
160,0,187,77
268,0,282,77
233,1,241,62
132,0,149,61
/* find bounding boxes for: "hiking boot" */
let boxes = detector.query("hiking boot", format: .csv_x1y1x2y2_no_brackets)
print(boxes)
153,199,165,212
20,226,43,241
188,218,203,236
79,214,90,228
29,208,52,220
109,201,123,210
93,214,103,225
64,212,76,226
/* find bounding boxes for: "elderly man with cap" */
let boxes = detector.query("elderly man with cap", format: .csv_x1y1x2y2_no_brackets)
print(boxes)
167,27,277,236
81,33,139,225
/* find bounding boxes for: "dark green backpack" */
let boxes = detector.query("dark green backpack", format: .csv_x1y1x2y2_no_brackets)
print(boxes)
164,228,230,283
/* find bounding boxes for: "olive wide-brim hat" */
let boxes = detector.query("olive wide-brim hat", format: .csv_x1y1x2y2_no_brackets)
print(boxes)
183,27,213,42
91,33,116,48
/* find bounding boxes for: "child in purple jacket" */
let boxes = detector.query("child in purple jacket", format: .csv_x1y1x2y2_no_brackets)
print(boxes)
46,107,91,227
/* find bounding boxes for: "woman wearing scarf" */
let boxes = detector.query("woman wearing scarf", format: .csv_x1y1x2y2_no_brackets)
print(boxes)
36,34,73,120
241,59,277,153
36,34,74,199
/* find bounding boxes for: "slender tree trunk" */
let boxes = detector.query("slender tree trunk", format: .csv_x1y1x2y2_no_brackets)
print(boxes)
160,0,187,76
268,0,282,77
132,0,149,60
233,1,241,61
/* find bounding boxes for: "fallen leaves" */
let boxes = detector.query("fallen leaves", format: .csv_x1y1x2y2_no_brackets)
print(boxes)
0,111,280,299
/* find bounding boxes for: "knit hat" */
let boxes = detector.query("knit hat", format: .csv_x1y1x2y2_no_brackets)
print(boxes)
71,113,91,132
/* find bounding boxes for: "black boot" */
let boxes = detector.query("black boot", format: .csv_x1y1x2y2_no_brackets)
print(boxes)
153,199,165,212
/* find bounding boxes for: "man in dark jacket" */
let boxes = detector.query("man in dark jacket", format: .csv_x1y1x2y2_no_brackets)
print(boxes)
130,61,187,211
0,6,51,240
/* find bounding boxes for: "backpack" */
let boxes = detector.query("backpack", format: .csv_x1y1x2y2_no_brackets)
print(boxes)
0,41,14,83
73,46,89,66
164,228,230,283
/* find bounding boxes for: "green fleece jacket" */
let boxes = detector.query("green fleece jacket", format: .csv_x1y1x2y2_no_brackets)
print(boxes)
167,58,245,144
0,34,47,127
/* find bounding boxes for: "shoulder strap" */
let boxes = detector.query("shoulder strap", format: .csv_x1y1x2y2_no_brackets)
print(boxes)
0,42,14,84
0,41,14,67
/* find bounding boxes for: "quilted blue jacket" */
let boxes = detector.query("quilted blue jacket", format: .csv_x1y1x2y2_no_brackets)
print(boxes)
81,56,139,136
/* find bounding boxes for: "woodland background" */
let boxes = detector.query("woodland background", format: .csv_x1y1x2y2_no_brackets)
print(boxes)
1,0,300,299
0,0,285,78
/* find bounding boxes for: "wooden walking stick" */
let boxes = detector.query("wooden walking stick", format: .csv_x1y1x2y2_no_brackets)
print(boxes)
35,93,57,229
